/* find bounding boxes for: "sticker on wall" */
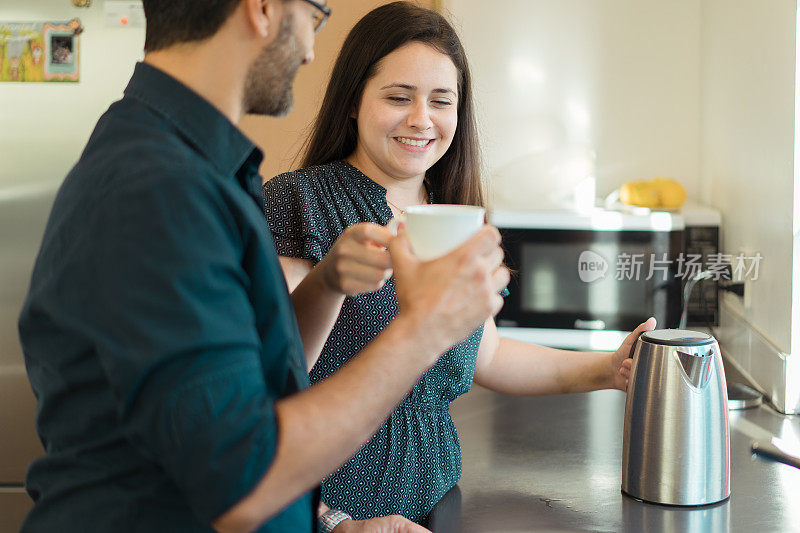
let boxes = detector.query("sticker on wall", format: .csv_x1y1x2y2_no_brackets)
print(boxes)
0,18,83,82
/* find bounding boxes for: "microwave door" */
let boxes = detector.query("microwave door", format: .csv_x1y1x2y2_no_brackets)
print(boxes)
498,228,682,331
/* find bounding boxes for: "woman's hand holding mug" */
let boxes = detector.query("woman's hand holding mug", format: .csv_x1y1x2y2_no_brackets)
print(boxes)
318,222,394,296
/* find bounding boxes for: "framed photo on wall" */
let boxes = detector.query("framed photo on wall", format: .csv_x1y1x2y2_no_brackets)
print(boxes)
0,18,82,82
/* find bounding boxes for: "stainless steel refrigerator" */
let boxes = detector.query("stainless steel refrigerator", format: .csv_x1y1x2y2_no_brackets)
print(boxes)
0,185,57,531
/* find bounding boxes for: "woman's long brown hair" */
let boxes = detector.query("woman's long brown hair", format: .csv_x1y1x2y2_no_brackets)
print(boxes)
299,1,484,208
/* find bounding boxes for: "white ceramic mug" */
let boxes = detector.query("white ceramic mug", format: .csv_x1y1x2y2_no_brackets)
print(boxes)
387,204,486,260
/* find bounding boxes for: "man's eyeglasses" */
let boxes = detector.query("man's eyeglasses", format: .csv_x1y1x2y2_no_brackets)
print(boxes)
300,0,331,34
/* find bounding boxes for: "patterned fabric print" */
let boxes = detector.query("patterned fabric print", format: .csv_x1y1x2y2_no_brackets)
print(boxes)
263,161,483,522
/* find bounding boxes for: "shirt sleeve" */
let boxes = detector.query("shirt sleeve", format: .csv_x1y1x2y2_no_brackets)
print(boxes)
262,171,326,263
84,168,281,524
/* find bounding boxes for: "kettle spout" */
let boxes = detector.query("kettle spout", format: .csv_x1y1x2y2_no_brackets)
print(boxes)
676,349,713,388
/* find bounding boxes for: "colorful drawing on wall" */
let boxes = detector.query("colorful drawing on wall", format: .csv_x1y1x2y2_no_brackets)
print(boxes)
0,19,83,82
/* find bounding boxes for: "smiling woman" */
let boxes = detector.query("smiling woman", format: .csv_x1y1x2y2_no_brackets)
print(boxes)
262,3,484,526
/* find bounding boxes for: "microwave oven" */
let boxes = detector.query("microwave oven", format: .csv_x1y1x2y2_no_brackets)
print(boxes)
489,206,721,350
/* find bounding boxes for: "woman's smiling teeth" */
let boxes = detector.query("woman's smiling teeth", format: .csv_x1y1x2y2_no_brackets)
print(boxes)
395,137,432,147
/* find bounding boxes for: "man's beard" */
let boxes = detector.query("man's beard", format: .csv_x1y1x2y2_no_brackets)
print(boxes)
243,15,303,117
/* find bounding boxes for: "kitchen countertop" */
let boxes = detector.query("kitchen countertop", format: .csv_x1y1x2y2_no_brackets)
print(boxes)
4,360,797,532
446,385,800,532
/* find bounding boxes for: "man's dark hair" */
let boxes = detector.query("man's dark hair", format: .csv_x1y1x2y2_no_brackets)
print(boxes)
141,0,242,52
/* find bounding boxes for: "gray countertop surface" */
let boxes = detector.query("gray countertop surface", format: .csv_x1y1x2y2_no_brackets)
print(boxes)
447,386,800,533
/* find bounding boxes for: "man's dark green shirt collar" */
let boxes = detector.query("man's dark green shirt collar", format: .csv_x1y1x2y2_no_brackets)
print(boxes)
125,61,263,184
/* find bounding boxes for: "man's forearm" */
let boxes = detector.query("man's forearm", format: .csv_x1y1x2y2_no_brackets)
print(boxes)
214,224,508,532
212,314,440,532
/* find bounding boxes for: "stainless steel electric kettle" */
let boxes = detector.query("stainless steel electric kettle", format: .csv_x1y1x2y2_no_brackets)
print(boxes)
621,329,730,506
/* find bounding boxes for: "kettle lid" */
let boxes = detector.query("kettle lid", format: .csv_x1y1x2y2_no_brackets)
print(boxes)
640,329,715,346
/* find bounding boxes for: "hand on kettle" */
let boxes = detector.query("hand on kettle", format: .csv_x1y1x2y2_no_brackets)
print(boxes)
613,317,657,391
334,515,431,533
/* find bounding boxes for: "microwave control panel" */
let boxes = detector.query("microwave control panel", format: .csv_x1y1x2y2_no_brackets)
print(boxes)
683,225,720,326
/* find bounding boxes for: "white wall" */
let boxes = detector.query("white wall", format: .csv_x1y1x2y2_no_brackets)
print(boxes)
701,0,796,352
0,0,144,190
448,0,798,357
445,0,703,208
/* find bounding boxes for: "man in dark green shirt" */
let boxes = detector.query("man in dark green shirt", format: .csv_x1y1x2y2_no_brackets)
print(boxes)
18,1,509,531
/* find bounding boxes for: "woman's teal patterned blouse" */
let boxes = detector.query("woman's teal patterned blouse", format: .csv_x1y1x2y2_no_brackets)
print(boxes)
263,160,482,522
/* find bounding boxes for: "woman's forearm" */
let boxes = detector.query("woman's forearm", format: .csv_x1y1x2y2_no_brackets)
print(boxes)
290,266,346,370
278,225,394,370
475,337,615,395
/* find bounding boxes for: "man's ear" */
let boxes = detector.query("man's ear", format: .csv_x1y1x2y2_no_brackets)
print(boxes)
243,0,281,39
